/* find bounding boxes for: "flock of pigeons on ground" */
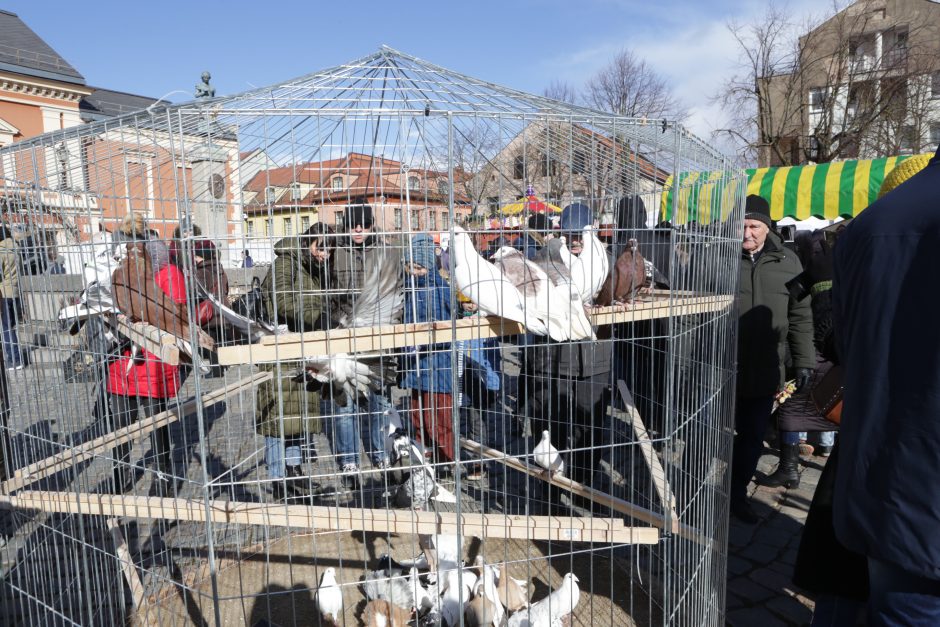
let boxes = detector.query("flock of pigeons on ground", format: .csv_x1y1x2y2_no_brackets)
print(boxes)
315,533,581,627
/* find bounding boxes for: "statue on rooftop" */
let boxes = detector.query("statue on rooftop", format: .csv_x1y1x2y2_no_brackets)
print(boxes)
195,71,215,99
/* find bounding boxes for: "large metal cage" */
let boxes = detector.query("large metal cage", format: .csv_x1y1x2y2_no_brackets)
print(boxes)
0,47,743,626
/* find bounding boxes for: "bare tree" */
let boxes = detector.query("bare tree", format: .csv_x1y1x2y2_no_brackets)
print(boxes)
543,80,579,105
585,49,688,121
716,0,940,166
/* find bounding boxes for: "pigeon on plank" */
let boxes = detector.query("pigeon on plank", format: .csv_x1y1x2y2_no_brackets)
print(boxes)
531,239,595,340
533,430,564,476
491,246,572,342
111,242,215,352
315,567,343,625
595,238,648,307
386,421,457,509
566,225,609,304
451,226,549,336
506,573,580,627
363,599,412,627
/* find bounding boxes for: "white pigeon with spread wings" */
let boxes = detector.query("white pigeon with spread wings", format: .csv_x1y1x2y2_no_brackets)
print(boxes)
491,246,571,342
451,226,549,337
533,430,564,476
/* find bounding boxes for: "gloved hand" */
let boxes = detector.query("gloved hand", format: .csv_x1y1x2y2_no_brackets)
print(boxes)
795,368,813,391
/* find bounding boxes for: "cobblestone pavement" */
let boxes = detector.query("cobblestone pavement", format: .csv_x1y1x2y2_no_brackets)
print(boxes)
727,446,831,626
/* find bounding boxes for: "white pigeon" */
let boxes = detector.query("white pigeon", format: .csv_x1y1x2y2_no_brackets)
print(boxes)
491,246,571,342
533,430,564,476
531,240,595,341
566,225,609,304
304,353,379,399
315,567,343,625
474,558,506,626
507,573,580,627
362,569,416,612
451,226,549,336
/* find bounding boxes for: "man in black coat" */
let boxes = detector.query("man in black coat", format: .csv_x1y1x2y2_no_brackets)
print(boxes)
730,195,815,523
831,146,940,622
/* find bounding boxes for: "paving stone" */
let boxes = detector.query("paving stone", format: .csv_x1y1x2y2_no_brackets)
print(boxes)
727,607,787,627
741,542,781,564
756,527,793,549
726,590,746,610
769,559,797,577
727,555,752,577
751,567,798,593
727,578,776,604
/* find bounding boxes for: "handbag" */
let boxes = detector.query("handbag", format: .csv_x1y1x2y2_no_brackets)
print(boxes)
811,364,843,425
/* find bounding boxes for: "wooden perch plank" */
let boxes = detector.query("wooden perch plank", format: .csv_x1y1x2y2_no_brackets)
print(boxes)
1,491,659,545
218,294,733,365
616,380,677,515
108,518,146,610
460,437,705,544
114,315,181,365
1,372,272,494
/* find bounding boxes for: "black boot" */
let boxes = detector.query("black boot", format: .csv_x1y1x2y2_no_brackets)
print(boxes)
759,443,801,489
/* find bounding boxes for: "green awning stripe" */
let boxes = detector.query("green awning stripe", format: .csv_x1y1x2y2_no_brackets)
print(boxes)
838,160,858,217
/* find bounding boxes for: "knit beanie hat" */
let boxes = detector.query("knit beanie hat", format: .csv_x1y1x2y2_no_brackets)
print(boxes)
744,195,772,228
344,204,374,230
407,233,437,270
527,213,551,232
879,154,932,199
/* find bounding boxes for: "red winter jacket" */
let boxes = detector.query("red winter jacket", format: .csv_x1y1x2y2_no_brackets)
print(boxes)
107,264,211,398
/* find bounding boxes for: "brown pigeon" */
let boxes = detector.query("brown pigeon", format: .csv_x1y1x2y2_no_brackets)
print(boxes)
596,238,648,306
111,243,214,351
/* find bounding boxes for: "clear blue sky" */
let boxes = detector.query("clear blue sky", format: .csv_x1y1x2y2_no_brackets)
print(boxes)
7,0,820,143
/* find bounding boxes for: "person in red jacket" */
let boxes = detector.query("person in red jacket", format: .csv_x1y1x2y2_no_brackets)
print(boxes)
106,212,212,495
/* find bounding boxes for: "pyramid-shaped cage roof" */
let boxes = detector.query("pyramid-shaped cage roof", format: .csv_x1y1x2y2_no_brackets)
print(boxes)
0,46,739,243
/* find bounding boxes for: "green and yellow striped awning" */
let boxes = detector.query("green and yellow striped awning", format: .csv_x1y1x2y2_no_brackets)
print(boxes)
661,154,931,224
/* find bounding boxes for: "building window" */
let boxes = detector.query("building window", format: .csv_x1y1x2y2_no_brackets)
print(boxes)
290,183,302,201
442,211,450,230
411,210,420,229
898,125,915,154
265,218,273,235
437,179,449,196
335,212,344,227
408,176,420,191
246,220,255,236
283,217,292,235
301,215,310,232
394,208,403,228
808,88,827,113
487,196,500,212
332,176,343,191
265,186,277,203
932,72,940,99
513,155,525,179
429,210,438,230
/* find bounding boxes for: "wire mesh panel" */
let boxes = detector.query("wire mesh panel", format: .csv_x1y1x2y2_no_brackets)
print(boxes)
0,47,743,626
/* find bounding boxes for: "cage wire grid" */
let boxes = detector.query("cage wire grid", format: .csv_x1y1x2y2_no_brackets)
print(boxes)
0,46,743,626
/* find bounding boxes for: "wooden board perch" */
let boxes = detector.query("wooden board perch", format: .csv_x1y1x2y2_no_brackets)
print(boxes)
1,491,659,545
217,293,733,365
460,437,707,545
0,372,272,494
114,315,181,365
108,518,147,610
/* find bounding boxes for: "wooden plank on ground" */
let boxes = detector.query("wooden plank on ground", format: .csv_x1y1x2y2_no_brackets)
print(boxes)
616,380,677,514
218,294,733,365
0,372,271,494
460,437,706,544
107,518,147,610
0,491,658,545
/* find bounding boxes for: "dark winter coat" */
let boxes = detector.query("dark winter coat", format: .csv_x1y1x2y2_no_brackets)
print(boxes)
831,147,940,580
256,236,327,437
401,269,453,393
737,231,814,398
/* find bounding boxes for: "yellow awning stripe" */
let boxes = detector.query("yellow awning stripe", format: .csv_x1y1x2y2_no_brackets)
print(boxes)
852,158,872,217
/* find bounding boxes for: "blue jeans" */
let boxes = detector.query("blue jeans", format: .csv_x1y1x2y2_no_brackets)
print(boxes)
264,436,302,479
329,391,390,468
1,297,22,368
868,558,940,625
811,595,865,626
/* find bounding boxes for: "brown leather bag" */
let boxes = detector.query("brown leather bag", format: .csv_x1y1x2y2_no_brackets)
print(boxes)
811,364,843,425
